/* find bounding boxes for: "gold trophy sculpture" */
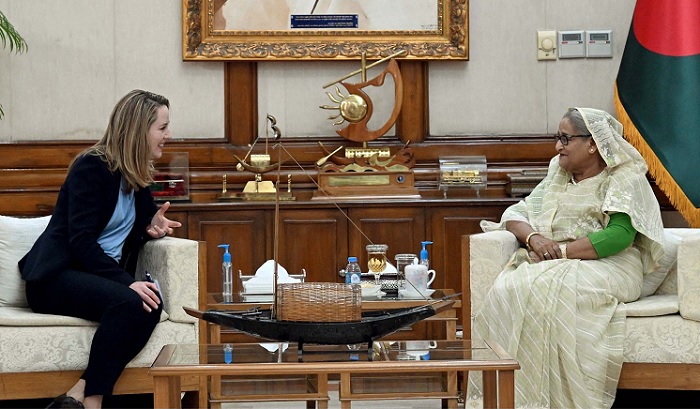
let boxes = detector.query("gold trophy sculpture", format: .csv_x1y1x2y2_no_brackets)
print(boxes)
315,50,419,199
218,114,295,201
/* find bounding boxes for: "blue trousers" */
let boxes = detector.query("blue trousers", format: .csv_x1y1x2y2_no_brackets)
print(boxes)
26,269,161,397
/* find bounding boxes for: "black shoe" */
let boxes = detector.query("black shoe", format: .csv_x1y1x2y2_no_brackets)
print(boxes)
45,394,85,409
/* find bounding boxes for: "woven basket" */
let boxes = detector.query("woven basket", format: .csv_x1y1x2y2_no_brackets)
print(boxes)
275,282,361,322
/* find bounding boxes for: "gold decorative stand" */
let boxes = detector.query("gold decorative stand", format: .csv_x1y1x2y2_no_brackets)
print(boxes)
218,115,296,201
315,51,420,200
218,173,296,201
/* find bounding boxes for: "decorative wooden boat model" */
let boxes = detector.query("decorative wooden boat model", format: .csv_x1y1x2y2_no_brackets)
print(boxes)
184,297,456,351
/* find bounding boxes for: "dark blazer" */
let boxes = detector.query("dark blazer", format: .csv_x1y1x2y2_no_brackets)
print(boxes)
19,154,158,286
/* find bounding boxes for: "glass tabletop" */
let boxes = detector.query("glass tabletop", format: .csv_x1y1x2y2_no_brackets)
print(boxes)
208,289,456,305
158,339,502,367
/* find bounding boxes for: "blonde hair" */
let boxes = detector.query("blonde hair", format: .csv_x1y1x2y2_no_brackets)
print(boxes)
71,90,169,192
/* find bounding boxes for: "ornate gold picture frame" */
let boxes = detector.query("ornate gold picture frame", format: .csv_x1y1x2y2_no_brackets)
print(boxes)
182,0,468,60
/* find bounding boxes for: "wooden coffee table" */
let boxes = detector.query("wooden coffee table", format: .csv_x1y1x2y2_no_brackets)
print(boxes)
150,339,519,409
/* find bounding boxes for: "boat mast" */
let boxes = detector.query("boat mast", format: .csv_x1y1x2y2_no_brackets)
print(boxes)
272,116,281,319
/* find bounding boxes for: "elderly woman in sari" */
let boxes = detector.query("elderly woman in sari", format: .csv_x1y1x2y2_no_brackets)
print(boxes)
470,108,666,408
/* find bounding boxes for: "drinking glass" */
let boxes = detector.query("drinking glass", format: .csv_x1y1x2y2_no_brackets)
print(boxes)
395,253,416,290
394,253,417,281
366,244,388,285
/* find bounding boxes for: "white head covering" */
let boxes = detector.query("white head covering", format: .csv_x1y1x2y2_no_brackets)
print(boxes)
578,107,646,172
576,108,666,272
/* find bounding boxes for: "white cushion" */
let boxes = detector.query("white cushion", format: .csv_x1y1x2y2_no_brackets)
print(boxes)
641,230,681,298
0,307,96,326
625,294,679,317
0,305,168,326
0,215,51,307
0,319,195,372
624,314,700,364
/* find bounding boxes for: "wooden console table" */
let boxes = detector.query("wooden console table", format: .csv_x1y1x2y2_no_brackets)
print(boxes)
150,339,519,409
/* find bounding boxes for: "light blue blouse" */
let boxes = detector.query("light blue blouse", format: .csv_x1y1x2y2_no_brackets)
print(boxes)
98,180,136,262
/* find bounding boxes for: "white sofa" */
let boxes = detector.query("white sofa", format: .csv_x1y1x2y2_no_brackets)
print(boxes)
462,228,700,391
0,215,202,402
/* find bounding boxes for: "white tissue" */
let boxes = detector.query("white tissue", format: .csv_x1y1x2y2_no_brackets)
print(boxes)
242,260,300,294
381,261,398,274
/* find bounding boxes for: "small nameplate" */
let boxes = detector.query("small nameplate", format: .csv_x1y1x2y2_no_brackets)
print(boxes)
290,14,358,29
328,174,391,187
345,148,391,159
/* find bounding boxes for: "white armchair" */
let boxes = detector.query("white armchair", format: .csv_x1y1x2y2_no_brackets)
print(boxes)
462,228,700,391
0,215,203,401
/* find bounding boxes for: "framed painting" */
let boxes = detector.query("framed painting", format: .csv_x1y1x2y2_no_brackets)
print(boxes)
182,0,469,60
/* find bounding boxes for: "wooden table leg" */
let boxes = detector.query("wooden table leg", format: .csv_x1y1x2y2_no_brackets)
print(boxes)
196,375,208,409
461,370,469,403
209,325,223,405
153,375,182,409
497,370,515,409
317,373,329,409
446,320,457,340
442,370,458,408
339,373,352,409
306,373,329,409
482,371,496,409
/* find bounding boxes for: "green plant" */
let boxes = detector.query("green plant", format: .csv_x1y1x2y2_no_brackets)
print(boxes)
0,9,28,120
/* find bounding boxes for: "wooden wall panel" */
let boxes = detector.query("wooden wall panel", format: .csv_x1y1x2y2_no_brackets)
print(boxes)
277,209,349,282
189,210,269,297
396,61,429,144
347,207,426,269
225,62,257,146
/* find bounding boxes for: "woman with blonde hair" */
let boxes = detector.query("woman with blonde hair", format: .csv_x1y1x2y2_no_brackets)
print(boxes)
19,90,181,409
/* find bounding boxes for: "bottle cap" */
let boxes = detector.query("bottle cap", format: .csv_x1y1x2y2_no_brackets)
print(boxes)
218,244,231,263
348,256,358,263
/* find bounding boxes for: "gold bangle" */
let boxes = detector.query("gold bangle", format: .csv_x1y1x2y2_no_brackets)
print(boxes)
559,243,568,259
525,232,540,250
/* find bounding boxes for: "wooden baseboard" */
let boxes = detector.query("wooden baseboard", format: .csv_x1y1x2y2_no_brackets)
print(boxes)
619,362,700,390
0,368,199,401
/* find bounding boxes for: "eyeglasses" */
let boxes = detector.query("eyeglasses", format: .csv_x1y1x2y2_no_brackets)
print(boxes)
553,133,591,145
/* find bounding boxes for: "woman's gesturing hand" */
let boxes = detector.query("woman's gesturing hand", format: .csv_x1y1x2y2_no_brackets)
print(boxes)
129,281,161,312
147,201,182,238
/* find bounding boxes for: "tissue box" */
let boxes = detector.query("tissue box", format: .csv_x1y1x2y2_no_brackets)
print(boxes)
240,260,306,295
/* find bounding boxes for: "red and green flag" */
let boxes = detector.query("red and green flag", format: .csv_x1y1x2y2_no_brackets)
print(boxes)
615,0,700,227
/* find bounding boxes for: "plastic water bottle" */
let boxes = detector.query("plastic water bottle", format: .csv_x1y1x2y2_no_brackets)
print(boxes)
218,244,233,303
345,256,362,284
223,343,233,364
